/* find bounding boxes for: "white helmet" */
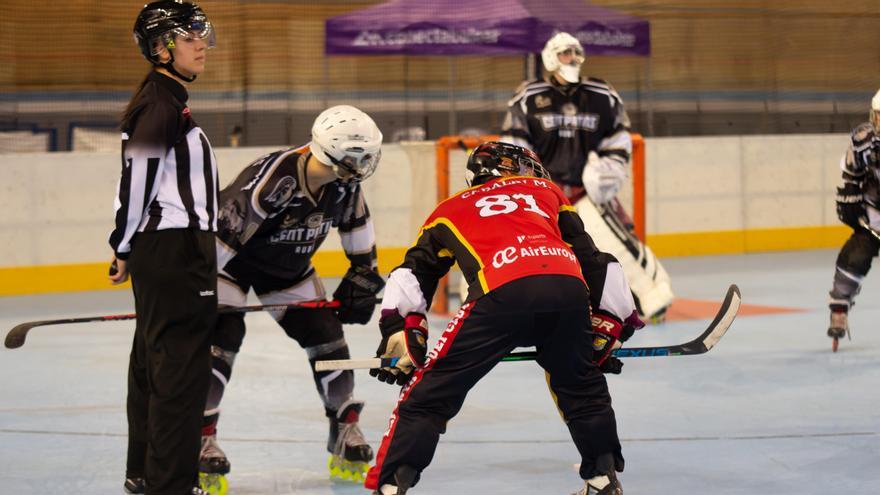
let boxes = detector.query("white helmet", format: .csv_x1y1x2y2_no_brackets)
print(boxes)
871,89,880,131
310,105,383,182
541,32,585,84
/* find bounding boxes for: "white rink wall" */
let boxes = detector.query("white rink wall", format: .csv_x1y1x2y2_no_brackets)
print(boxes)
0,134,849,270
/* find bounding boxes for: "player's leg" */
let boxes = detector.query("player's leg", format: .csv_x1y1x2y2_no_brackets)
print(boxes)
575,196,673,322
257,270,372,480
198,272,250,492
366,298,523,494
828,208,880,343
510,274,623,494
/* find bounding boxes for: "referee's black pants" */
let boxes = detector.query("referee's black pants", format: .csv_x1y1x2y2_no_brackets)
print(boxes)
125,229,217,495
367,275,623,490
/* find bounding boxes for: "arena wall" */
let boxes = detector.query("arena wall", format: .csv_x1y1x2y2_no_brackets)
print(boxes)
0,134,851,295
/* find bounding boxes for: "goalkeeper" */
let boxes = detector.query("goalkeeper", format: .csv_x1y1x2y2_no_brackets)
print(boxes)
500,32,673,322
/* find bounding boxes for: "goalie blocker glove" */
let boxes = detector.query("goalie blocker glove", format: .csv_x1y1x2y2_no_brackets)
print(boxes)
370,311,428,385
333,265,385,324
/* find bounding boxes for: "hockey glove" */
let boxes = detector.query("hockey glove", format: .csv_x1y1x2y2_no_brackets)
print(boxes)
370,311,428,386
851,123,879,170
590,311,624,368
836,182,866,229
598,311,644,375
333,265,385,324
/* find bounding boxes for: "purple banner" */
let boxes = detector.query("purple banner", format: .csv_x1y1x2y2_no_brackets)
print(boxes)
326,0,650,57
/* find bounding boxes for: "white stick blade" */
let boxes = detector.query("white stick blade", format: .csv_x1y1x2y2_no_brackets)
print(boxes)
315,358,382,371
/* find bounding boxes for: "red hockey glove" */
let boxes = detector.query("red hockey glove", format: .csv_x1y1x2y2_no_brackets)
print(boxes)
370,311,428,386
590,311,624,367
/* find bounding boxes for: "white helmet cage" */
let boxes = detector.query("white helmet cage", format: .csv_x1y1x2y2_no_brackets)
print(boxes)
310,105,383,182
541,32,585,84
871,89,880,131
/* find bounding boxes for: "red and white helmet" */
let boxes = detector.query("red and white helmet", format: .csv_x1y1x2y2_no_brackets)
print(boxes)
541,32,585,84
310,105,383,182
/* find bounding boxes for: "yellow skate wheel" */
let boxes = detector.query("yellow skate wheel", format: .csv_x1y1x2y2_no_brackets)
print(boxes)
199,472,229,495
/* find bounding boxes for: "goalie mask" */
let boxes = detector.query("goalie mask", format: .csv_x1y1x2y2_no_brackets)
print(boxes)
465,142,550,187
310,105,383,183
541,32,585,84
133,1,216,82
871,88,880,132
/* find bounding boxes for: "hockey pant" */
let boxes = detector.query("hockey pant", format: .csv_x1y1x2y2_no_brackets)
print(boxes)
829,205,880,310
575,196,673,319
204,266,355,433
365,275,623,491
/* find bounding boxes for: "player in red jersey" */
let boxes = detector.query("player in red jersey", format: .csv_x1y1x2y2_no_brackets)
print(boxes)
365,142,643,495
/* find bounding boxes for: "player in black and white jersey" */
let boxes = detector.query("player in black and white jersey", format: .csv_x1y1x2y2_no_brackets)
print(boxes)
199,105,385,484
501,32,673,323
108,2,219,494
826,89,880,351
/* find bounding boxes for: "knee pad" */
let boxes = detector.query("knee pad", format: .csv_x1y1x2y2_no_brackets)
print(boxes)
836,231,880,276
278,307,344,348
213,312,246,353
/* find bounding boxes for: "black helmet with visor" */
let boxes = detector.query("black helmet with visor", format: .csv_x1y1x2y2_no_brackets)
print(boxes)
133,1,215,82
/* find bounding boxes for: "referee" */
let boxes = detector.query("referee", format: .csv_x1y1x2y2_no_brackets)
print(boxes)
108,2,219,494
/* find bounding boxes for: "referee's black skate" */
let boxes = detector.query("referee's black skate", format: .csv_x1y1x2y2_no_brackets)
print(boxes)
573,472,623,495
123,477,144,494
198,434,229,495
328,399,373,482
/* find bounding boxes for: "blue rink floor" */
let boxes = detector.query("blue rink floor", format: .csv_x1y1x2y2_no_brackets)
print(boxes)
1,249,878,494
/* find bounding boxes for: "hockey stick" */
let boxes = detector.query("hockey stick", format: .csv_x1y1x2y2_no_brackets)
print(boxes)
4,300,350,350
315,284,741,371
858,218,880,242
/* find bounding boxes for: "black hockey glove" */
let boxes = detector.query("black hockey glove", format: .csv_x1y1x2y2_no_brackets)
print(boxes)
370,311,428,386
851,123,879,170
600,356,624,375
836,182,866,229
333,265,384,324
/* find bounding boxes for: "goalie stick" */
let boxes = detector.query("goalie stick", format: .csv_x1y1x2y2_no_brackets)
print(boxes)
4,300,354,350
315,284,741,371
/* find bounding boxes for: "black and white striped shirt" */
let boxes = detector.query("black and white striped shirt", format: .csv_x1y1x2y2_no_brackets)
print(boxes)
109,71,219,259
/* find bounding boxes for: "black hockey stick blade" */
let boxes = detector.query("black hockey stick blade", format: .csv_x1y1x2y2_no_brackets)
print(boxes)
315,285,741,371
4,299,352,350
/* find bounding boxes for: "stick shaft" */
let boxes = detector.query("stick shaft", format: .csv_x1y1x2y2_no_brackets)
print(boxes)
5,300,347,349
315,285,741,371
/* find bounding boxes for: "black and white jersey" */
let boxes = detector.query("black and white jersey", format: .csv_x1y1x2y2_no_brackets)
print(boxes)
109,71,219,259
216,145,377,281
841,122,880,209
501,77,631,186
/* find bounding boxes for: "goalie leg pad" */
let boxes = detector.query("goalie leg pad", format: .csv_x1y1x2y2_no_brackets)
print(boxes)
575,197,674,319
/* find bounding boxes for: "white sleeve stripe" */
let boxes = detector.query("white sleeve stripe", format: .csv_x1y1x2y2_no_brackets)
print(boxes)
341,221,376,254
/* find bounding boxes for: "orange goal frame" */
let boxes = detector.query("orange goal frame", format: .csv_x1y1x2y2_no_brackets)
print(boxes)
431,133,646,314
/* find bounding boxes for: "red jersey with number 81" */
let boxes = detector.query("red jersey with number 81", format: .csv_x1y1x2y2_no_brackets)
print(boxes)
416,176,585,301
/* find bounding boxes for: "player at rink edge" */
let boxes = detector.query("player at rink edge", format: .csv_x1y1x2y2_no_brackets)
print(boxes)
365,142,644,495
500,31,673,323
826,88,880,351
199,105,385,490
